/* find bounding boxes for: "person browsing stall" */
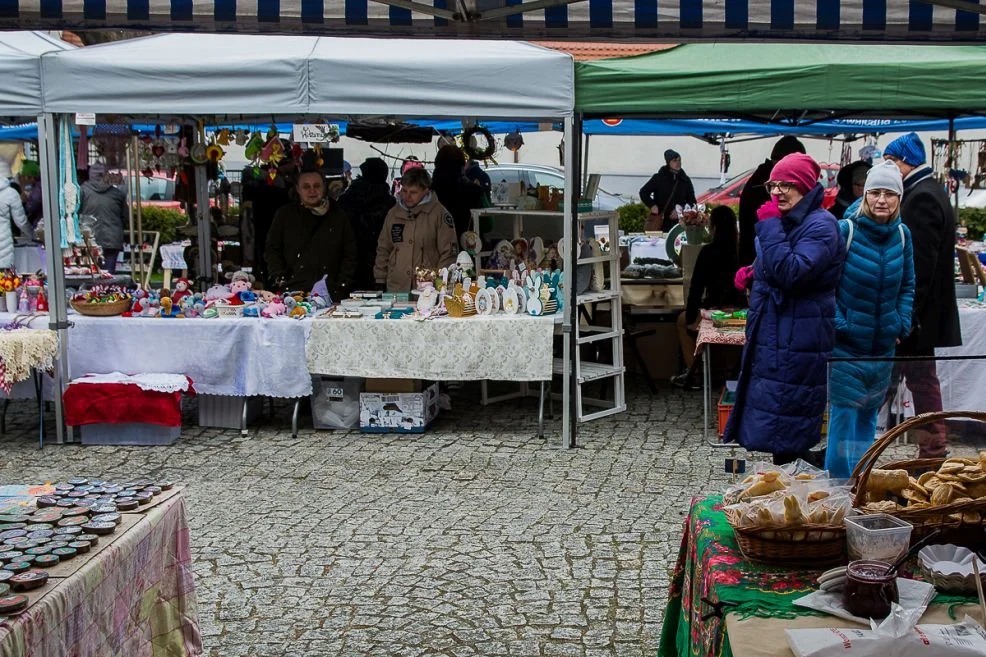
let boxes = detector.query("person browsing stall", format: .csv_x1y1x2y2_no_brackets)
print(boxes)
722,153,845,466
374,168,458,293
639,149,697,232
825,161,915,478
265,161,357,298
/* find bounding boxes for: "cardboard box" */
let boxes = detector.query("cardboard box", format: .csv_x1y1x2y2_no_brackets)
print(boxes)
364,378,423,394
360,383,439,434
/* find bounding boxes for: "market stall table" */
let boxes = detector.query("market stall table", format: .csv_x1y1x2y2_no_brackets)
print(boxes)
0,317,58,446
659,495,981,657
306,314,557,434
937,299,986,412
0,490,200,657
696,320,746,446
66,314,315,434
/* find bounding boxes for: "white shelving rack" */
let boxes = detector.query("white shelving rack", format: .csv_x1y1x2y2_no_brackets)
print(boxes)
470,208,626,433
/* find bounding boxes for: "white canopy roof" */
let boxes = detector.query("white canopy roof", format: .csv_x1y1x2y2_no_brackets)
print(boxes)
0,31,73,119
40,34,573,120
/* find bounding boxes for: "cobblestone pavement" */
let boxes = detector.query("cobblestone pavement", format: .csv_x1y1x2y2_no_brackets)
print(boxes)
0,380,973,657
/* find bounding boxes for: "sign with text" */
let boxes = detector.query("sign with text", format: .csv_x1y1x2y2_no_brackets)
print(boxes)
75,113,96,126
292,124,340,144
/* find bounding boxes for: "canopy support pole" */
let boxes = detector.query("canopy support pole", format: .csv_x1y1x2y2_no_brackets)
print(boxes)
948,117,959,218
126,138,137,279
561,114,582,449
38,112,69,445
194,124,212,289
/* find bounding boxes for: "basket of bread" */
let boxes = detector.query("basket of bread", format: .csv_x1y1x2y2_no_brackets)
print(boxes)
724,461,851,565
851,410,986,547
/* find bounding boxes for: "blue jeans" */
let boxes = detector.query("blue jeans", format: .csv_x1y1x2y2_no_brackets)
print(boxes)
825,404,880,479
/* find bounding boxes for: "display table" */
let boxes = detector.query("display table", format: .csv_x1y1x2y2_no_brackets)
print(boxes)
696,320,746,446
306,314,556,381
67,314,314,398
0,319,59,446
659,496,980,657
937,300,986,411
0,491,201,657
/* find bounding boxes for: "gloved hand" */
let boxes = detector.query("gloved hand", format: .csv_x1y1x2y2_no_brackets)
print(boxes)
756,198,781,222
734,265,755,292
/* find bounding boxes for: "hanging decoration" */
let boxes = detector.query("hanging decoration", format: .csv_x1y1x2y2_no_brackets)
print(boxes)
504,130,524,153
718,138,731,185
462,125,496,161
58,115,82,250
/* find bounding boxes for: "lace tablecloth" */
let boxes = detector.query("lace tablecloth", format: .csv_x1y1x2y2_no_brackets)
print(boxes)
306,314,557,381
0,327,58,394
68,315,314,398
0,492,201,657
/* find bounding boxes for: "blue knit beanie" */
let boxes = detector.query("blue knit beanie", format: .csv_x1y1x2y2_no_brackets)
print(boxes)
883,132,926,167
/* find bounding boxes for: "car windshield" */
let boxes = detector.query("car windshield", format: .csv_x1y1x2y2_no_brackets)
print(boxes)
119,174,175,202
710,168,754,192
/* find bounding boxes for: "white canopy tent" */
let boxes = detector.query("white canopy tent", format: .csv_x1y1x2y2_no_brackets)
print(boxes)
0,31,73,120
40,33,573,120
37,33,580,446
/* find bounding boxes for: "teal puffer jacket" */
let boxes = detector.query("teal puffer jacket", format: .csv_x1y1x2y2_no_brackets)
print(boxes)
829,204,915,409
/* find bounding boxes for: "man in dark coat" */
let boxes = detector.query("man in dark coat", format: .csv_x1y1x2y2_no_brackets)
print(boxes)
431,145,485,237
266,169,357,298
639,149,696,232
737,136,805,267
884,132,961,458
337,158,396,291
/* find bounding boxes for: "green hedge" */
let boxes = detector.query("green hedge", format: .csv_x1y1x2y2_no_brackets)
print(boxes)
618,203,649,234
959,207,986,241
138,206,188,245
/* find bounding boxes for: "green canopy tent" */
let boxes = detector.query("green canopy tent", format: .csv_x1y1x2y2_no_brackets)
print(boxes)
575,43,986,121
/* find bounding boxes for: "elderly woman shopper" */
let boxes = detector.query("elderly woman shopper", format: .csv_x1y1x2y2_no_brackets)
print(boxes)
825,162,915,478
723,153,845,465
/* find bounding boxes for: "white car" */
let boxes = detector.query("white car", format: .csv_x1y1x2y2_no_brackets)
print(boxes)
483,163,629,211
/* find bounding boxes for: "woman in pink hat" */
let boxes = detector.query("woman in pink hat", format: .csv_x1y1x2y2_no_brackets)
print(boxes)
722,153,845,465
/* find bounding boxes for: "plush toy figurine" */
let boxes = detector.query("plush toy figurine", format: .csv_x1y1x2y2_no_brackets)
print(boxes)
205,284,233,303
261,296,286,318
171,278,193,304
160,296,174,318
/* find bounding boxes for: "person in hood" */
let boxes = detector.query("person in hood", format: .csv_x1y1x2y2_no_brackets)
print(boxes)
431,145,485,237
830,160,871,221
0,161,30,270
883,132,961,459
338,158,396,290
18,159,43,226
639,149,696,232
375,167,458,293
266,164,357,298
826,161,914,477
464,160,492,199
737,136,806,267
722,153,845,465
80,163,128,274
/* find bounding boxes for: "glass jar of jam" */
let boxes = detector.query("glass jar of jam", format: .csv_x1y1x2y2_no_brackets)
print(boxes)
843,560,899,619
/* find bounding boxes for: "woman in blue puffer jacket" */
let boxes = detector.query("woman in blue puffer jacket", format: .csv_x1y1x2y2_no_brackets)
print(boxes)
825,161,915,478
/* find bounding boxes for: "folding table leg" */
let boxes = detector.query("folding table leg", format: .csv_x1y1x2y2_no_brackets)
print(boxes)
1,398,8,435
33,369,44,448
538,381,546,439
240,398,249,436
292,399,300,438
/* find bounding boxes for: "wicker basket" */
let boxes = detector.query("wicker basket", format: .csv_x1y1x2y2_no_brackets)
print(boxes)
850,410,986,547
725,507,846,565
70,297,131,316
214,301,248,318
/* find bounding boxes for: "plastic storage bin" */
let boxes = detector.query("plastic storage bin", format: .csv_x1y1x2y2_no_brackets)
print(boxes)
845,513,913,563
311,376,362,430
80,423,180,446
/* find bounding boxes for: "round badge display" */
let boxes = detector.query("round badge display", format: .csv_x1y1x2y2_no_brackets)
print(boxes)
54,526,82,536
0,593,28,614
68,541,91,554
32,554,59,567
81,523,115,536
10,570,48,590
4,562,30,574
57,517,88,528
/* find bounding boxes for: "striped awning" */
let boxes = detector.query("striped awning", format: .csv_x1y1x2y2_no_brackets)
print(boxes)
0,0,983,41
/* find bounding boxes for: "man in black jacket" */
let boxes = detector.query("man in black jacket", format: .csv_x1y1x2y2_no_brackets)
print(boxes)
736,136,805,267
639,149,696,232
884,132,961,458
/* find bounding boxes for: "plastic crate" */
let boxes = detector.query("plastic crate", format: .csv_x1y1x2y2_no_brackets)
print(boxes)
717,387,734,437
80,422,180,446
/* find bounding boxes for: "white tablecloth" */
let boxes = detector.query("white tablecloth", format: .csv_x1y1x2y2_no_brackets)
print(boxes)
306,314,556,381
68,314,314,398
14,243,45,275
937,302,986,411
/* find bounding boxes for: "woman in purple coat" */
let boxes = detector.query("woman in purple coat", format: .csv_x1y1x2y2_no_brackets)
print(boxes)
722,153,845,465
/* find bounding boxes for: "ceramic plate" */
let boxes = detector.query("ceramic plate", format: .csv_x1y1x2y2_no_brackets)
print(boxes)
665,224,684,266
475,289,493,315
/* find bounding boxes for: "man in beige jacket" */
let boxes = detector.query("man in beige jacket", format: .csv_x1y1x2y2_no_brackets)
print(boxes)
374,168,459,292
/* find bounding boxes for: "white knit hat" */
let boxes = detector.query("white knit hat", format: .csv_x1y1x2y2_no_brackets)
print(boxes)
864,160,903,197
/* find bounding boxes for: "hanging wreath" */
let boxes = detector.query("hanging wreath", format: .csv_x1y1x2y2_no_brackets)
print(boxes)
462,125,496,160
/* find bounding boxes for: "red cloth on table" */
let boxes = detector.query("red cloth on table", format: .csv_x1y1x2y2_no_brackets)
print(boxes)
63,378,194,428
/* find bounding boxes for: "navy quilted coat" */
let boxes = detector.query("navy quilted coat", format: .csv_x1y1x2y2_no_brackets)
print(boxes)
723,185,844,455
829,204,915,410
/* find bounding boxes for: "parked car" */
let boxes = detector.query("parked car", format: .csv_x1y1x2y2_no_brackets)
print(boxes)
483,163,630,211
697,163,840,210
115,172,181,209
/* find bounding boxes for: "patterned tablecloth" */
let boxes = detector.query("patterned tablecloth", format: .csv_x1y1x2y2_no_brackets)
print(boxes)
658,496,977,657
0,493,201,657
306,314,557,381
0,327,58,394
694,319,746,356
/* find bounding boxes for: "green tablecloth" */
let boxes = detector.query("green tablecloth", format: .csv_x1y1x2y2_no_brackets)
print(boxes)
658,495,975,657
